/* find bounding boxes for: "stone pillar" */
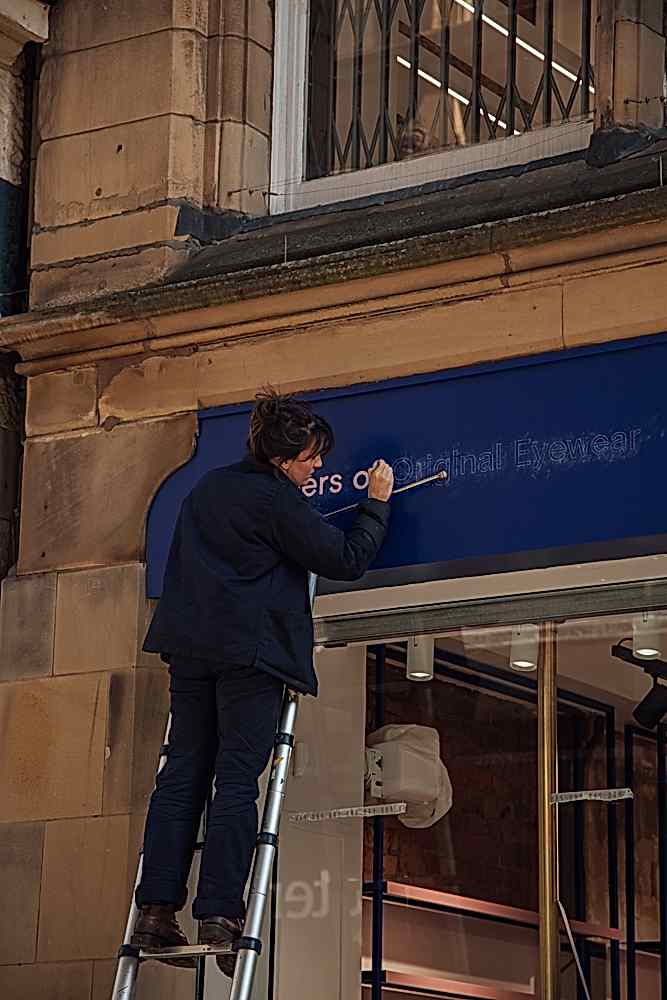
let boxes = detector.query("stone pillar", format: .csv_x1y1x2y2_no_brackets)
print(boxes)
31,0,209,307
0,1,50,606
205,0,273,215
0,374,199,998
31,0,274,309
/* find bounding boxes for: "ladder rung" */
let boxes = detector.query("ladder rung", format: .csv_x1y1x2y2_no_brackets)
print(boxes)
140,943,234,960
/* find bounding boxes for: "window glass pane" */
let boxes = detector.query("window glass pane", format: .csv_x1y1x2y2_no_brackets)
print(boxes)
305,0,605,179
361,629,540,996
556,606,667,1000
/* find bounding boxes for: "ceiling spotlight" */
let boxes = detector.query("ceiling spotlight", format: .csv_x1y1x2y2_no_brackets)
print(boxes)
611,639,667,730
632,612,663,659
509,624,539,672
407,635,434,682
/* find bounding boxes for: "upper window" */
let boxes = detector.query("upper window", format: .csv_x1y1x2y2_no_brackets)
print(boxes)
305,0,585,180
272,1,664,213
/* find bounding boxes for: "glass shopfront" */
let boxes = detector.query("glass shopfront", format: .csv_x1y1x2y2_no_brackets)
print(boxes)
285,576,667,1000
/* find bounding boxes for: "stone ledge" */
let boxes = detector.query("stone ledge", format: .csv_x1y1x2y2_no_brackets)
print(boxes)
1,184,667,372
0,0,49,69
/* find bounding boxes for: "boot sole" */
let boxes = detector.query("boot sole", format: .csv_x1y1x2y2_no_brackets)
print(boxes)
199,932,238,978
131,931,197,969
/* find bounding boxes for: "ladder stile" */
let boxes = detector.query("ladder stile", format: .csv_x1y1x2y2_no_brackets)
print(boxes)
230,689,300,1000
111,860,144,1000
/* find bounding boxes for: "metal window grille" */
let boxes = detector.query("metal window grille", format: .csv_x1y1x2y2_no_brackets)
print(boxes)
306,0,594,180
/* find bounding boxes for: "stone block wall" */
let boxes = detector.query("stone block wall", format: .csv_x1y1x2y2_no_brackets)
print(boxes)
31,0,274,308
0,560,201,998
0,386,197,997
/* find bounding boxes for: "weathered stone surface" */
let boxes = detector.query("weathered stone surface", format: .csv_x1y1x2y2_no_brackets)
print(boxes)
564,258,667,347
215,0,273,51
614,19,665,128
218,121,270,214
102,668,169,815
0,63,24,187
96,280,563,419
503,219,667,277
39,31,207,141
244,39,272,136
99,354,197,423
48,0,209,54
0,821,44,964
214,36,272,135
37,815,131,961
26,367,98,436
35,116,205,229
0,573,57,681
31,205,182,267
54,564,143,674
30,245,188,308
0,961,93,999
195,283,564,406
18,414,196,573
0,673,108,821
203,120,222,207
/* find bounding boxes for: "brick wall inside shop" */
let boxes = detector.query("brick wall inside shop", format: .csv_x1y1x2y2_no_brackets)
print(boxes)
364,657,660,936
364,659,540,910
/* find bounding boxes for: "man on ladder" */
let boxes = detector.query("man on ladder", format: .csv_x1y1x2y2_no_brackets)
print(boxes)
121,388,393,992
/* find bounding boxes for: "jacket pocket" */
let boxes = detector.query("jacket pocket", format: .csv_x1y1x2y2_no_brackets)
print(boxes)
258,607,313,673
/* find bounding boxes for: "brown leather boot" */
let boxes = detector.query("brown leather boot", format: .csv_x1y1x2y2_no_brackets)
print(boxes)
131,904,195,969
199,916,244,977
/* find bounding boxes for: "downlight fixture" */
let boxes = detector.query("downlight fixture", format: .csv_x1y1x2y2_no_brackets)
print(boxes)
632,611,663,659
509,624,539,672
407,635,435,682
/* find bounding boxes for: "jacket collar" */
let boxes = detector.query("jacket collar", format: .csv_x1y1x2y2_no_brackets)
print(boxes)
238,454,289,484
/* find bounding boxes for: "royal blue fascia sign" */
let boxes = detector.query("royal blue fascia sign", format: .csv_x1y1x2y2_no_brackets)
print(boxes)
146,335,667,598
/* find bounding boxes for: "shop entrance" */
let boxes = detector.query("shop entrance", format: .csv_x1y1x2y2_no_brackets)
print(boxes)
271,568,667,1000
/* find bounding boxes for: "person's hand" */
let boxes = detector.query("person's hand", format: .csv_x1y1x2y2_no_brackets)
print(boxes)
368,460,394,502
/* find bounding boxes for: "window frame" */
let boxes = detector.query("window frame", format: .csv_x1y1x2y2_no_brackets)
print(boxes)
270,0,594,216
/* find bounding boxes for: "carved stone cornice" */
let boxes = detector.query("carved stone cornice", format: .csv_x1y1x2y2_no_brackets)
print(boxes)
3,184,667,375
0,0,49,69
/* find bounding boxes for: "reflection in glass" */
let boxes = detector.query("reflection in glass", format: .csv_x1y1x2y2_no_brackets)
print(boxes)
306,0,607,179
362,630,541,996
556,610,667,999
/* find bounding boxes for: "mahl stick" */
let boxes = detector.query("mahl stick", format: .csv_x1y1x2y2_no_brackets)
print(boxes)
324,470,447,518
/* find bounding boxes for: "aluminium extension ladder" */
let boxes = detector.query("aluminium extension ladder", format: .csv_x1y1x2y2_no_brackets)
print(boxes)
111,575,316,1000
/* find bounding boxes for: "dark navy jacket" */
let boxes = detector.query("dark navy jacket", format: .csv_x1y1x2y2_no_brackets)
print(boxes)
143,457,390,695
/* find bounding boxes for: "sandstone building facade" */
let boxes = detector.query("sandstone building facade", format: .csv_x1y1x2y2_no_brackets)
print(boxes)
1,2,667,999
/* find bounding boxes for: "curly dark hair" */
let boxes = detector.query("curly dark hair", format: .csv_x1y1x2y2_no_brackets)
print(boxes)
247,387,334,464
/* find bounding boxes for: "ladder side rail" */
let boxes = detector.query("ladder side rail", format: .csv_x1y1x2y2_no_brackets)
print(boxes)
230,573,315,1000
111,716,173,1000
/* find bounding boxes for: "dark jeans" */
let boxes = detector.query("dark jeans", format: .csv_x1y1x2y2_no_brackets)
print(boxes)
136,657,284,920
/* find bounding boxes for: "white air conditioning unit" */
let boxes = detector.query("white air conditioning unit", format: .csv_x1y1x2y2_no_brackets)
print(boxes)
365,724,453,828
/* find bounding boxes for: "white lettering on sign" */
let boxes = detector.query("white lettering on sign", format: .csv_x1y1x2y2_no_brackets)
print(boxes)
299,427,643,499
